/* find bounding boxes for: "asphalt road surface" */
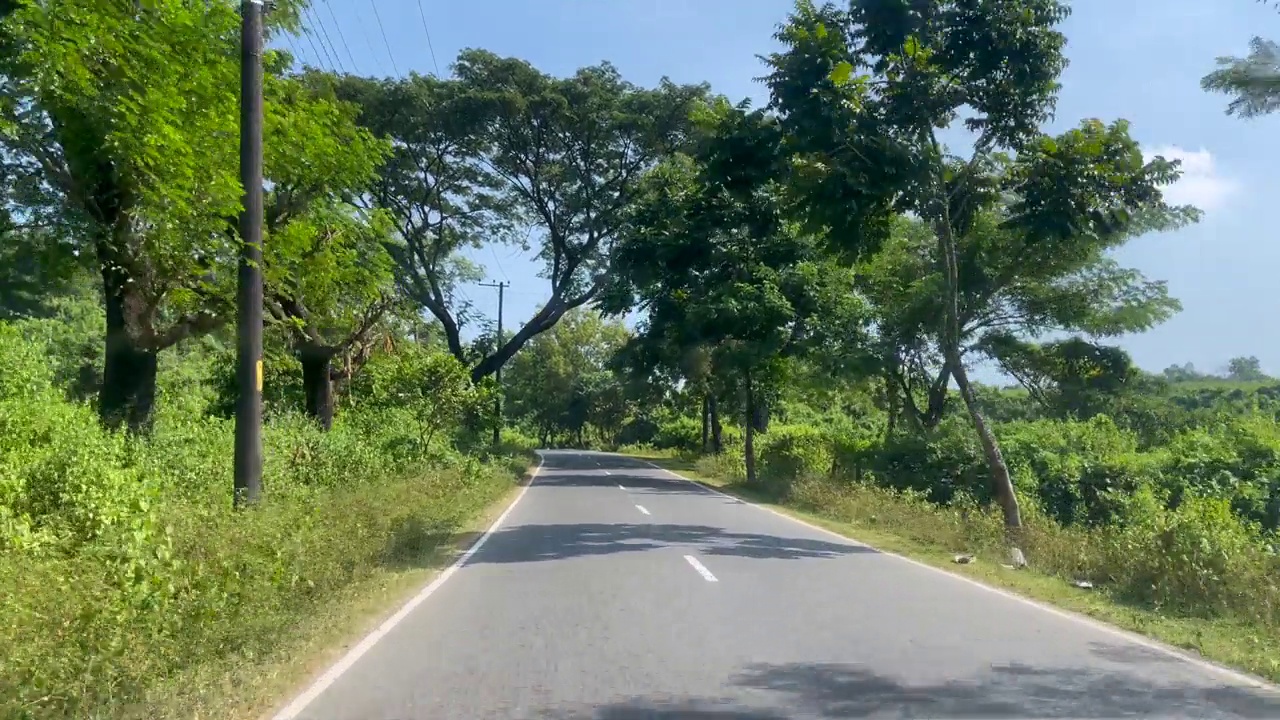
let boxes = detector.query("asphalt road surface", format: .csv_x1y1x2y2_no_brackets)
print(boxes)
277,450,1280,719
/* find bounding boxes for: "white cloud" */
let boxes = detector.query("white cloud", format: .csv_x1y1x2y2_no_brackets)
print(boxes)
1142,145,1240,212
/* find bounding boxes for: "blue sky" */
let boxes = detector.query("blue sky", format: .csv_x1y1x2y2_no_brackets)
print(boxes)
291,0,1279,380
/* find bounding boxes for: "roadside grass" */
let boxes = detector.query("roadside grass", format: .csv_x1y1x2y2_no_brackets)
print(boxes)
628,449,1280,686
162,461,534,720
2,452,535,720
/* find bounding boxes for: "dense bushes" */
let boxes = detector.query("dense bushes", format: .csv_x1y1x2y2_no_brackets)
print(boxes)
651,416,703,453
0,322,532,719
736,411,1280,536
683,395,1280,633
757,424,832,496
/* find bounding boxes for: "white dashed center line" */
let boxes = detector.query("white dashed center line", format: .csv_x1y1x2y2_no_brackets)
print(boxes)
683,555,718,582
635,505,650,516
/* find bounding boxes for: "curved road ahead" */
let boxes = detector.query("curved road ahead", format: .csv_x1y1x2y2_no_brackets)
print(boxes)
277,450,1280,719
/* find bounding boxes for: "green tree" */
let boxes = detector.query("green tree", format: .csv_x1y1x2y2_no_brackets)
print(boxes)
346,52,707,383
503,308,630,447
352,343,486,453
1227,355,1269,382
335,72,515,367
1163,362,1207,383
1203,36,1280,118
261,71,395,429
608,102,865,484
0,0,369,432
0,228,88,322
265,203,397,428
765,0,1193,549
617,336,733,453
982,336,1141,420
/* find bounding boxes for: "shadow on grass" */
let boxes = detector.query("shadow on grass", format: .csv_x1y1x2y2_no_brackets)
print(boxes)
378,515,483,571
644,454,700,474
538,658,1280,718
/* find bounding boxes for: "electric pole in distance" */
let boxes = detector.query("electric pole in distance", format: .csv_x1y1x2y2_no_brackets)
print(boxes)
479,281,508,446
234,0,265,507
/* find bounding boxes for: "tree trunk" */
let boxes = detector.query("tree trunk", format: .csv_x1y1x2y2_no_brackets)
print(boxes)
101,326,158,434
752,397,770,433
99,269,158,434
932,198,1024,547
700,394,711,453
709,394,723,453
883,371,898,441
952,358,1022,530
743,370,757,485
300,349,336,431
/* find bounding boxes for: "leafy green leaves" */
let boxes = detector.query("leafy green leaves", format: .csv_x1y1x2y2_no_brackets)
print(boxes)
1202,36,1280,118
1003,119,1201,248
0,1,396,428
346,52,708,380
611,102,864,431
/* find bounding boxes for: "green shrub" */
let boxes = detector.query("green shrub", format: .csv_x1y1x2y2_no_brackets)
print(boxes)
0,325,526,718
758,424,834,496
653,416,703,453
1160,419,1280,531
998,416,1162,527
871,417,988,505
351,344,489,453
207,345,306,420
828,421,881,481
617,416,660,447
1103,487,1277,621
696,450,746,483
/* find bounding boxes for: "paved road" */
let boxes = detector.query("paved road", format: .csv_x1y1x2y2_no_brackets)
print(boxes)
280,450,1280,719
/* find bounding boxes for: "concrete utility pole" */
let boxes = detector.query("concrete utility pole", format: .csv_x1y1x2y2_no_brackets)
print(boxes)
480,281,508,445
234,0,265,507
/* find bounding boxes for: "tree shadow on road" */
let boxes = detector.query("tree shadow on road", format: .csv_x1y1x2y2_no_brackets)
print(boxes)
535,467,716,498
534,468,689,490
533,657,1280,718
538,699,788,719
467,522,876,564
726,658,1280,718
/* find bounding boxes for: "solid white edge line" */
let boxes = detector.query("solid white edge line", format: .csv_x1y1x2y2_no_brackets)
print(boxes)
635,504,651,515
634,456,1279,692
683,554,719,582
270,453,547,720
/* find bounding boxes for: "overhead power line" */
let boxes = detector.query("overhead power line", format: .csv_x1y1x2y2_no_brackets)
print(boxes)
295,18,326,70
414,0,441,76
281,33,303,69
322,0,360,74
368,0,400,77
303,3,343,72
350,8,382,75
